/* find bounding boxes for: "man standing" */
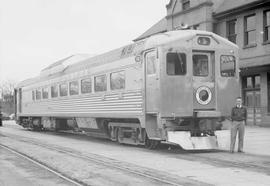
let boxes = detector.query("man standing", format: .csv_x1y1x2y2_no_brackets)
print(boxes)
230,97,247,153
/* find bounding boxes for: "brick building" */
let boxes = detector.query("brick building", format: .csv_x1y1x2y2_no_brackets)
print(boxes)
135,0,270,126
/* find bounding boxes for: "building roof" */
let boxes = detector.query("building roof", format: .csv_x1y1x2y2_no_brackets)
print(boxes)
134,1,223,41
133,17,167,41
214,0,267,16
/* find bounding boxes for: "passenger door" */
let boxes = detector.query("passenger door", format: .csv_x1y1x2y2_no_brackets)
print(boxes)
17,88,22,113
159,48,193,117
192,51,216,109
144,50,159,113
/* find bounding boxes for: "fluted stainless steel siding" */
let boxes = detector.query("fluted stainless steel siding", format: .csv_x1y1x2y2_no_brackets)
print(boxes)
21,90,143,117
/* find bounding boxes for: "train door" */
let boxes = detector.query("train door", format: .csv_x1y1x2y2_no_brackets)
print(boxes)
18,88,22,113
144,50,159,113
192,51,216,109
159,48,193,117
14,89,17,117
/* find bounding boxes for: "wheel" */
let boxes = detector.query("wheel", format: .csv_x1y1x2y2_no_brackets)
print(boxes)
109,126,117,141
145,134,160,149
116,127,123,143
102,120,111,138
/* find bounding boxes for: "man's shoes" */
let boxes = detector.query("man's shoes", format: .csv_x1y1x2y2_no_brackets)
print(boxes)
238,150,244,153
230,150,234,153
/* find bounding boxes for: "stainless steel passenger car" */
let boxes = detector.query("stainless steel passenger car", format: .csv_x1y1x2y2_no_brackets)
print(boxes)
15,30,239,150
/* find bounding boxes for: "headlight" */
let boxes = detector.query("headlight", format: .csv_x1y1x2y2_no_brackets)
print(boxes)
196,86,212,105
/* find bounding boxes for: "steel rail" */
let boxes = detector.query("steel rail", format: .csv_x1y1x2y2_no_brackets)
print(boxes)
0,143,85,186
0,133,209,186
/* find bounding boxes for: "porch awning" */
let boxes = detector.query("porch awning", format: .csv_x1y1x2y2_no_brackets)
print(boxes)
240,55,270,69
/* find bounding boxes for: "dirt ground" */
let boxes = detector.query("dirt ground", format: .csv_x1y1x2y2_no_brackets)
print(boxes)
1,121,269,186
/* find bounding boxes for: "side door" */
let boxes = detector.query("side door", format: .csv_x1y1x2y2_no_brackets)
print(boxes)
159,48,193,117
192,51,216,109
14,89,17,117
245,91,255,125
254,91,262,125
245,90,261,125
144,50,159,113
18,88,22,113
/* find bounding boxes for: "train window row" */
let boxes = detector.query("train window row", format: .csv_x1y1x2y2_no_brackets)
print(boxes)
166,52,235,77
31,70,126,101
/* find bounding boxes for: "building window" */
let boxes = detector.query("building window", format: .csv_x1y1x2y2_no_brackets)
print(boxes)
244,14,256,46
42,87,49,99
94,75,107,92
255,76,260,88
59,83,68,97
51,85,58,98
110,71,125,90
36,89,41,100
81,78,92,94
264,10,270,42
220,55,235,77
246,77,253,88
69,81,79,96
243,75,260,89
167,53,186,75
227,20,237,43
182,0,190,11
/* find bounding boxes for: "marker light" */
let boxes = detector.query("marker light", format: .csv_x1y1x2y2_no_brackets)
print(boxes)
135,55,141,62
197,37,210,45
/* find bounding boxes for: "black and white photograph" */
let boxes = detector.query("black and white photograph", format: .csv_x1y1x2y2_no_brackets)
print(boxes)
1,0,270,185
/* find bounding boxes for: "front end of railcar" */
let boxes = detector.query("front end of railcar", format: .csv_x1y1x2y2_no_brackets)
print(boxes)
154,31,240,150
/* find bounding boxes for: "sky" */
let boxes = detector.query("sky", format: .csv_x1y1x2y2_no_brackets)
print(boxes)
0,0,168,84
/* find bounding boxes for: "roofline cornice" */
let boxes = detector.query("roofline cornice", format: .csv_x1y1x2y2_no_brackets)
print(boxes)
213,0,270,19
166,1,213,19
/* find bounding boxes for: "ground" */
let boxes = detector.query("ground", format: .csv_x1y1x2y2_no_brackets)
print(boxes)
0,146,76,186
1,120,270,186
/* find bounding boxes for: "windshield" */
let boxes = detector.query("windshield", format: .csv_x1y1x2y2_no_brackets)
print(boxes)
166,52,186,75
193,54,209,76
220,55,235,77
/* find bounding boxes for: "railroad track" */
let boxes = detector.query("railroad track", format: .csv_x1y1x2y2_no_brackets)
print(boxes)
0,132,210,186
1,130,270,178
0,143,84,186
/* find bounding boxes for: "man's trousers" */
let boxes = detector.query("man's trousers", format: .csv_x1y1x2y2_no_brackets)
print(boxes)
230,120,245,152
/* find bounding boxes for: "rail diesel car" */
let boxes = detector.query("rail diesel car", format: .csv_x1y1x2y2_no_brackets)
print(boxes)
15,30,239,150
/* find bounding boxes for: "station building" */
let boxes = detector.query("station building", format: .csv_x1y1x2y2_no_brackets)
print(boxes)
135,0,270,126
